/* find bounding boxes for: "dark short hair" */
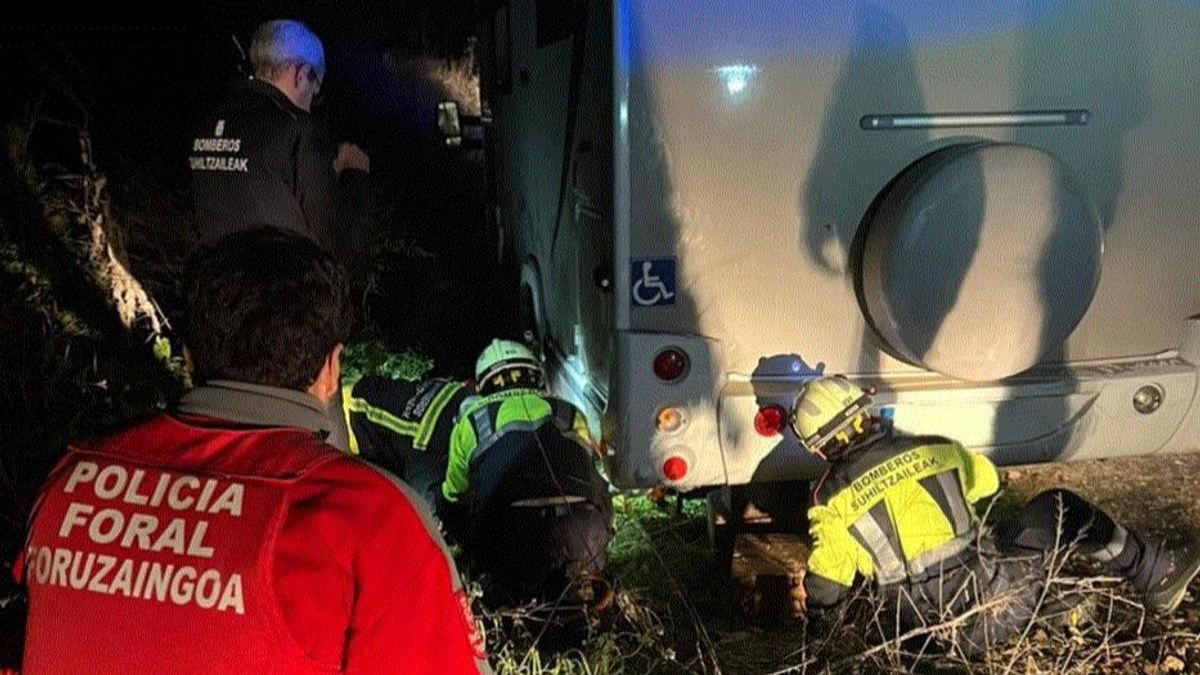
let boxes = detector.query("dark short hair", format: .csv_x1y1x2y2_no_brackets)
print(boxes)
183,228,352,390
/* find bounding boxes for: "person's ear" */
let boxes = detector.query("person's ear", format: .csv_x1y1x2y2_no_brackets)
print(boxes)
328,343,343,389
292,64,307,90
308,343,344,404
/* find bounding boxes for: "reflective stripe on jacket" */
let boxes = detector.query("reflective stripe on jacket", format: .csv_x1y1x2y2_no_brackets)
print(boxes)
343,377,467,455
341,376,468,505
804,434,999,607
442,390,590,504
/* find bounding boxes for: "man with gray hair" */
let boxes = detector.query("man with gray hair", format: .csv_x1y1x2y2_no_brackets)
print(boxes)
189,19,372,268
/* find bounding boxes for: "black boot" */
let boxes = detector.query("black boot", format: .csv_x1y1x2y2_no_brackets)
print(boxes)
1133,537,1200,615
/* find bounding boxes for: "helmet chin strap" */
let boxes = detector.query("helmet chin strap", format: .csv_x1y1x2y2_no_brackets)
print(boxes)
816,415,889,460
846,417,891,452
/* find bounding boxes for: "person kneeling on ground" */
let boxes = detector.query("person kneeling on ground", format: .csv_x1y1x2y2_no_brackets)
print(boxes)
20,228,489,674
797,375,1200,655
341,374,471,507
443,340,613,600
343,339,613,601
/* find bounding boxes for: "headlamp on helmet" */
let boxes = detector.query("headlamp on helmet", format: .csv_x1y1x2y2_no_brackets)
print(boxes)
475,339,546,395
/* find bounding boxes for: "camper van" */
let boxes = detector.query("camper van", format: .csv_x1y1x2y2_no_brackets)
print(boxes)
468,1,1200,493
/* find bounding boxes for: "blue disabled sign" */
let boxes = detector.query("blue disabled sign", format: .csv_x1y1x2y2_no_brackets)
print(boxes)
631,259,676,307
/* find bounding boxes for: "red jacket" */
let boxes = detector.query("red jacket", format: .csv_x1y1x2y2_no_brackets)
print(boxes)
22,385,489,674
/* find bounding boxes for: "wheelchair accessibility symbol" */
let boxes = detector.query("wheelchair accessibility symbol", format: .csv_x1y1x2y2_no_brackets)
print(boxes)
631,259,676,307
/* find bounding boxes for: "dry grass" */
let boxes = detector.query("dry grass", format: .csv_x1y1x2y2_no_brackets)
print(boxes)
762,566,1198,674
476,494,714,675
474,491,1200,675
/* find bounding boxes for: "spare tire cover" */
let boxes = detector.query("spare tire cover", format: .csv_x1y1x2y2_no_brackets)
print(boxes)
859,142,1102,381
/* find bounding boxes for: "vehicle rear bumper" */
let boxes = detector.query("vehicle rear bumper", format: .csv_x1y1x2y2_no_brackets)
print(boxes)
721,320,1200,484
602,319,1200,489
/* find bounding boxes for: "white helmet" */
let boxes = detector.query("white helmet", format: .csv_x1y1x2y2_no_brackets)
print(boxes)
475,339,545,395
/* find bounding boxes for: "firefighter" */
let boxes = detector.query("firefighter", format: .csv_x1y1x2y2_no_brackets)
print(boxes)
339,340,613,600
442,340,613,597
797,375,1200,654
341,374,472,507
20,229,489,674
189,19,372,268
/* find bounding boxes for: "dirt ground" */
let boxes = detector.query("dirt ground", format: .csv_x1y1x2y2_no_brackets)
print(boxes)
1001,453,1200,542
689,454,1200,675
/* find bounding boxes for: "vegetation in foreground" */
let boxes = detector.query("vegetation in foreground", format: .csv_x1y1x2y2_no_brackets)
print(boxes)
477,488,1200,675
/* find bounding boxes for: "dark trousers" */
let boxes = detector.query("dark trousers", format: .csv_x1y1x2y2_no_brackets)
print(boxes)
999,488,1144,573
467,501,612,596
885,489,1146,655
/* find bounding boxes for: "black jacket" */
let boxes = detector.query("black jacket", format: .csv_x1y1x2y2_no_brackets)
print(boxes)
344,376,472,506
189,79,370,265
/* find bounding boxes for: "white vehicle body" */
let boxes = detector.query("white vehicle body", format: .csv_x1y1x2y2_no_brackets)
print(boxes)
479,0,1200,489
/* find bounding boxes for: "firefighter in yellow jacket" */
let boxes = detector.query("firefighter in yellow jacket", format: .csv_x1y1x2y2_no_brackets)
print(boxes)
341,340,613,599
441,340,612,597
797,375,1200,653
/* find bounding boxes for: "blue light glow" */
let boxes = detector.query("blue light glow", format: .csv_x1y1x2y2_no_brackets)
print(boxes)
792,357,825,378
628,1,1083,66
715,64,757,98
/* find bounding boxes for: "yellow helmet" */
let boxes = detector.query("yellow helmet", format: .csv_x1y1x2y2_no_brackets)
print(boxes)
792,376,875,457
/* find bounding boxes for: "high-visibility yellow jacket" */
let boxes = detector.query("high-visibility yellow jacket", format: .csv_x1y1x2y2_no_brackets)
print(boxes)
340,376,469,505
442,388,591,505
805,433,1000,607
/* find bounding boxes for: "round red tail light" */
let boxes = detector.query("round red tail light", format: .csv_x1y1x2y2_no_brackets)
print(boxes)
653,348,690,382
754,405,787,437
662,455,689,482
